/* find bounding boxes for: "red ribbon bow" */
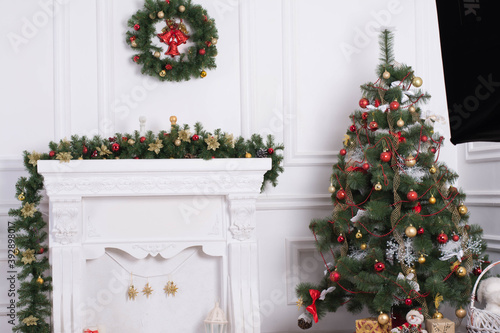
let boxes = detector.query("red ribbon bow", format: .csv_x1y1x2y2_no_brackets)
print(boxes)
413,202,422,214
390,131,406,143
306,289,321,323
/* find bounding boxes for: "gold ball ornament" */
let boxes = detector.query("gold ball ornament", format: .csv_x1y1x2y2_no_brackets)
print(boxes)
200,70,207,78
356,230,363,239
382,70,391,79
429,195,436,205
131,40,138,48
409,105,416,113
174,139,181,147
159,70,166,77
374,182,382,191
36,276,44,285
456,307,466,319
178,5,186,12
149,12,156,19
154,51,161,58
458,204,468,215
157,11,165,19
360,243,367,250
405,225,417,238
429,166,437,174
397,118,405,127
211,37,218,45
245,152,252,158
408,267,416,275
378,313,390,325
14,248,19,256
170,116,177,125
328,185,336,193
412,76,423,87
456,266,467,277
433,312,443,319
405,154,416,167
418,254,426,264
18,192,25,201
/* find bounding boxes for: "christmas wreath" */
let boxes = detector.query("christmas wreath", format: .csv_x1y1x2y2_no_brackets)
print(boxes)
126,0,218,81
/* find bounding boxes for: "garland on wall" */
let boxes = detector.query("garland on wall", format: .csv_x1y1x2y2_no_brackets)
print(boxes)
9,120,284,332
126,0,218,81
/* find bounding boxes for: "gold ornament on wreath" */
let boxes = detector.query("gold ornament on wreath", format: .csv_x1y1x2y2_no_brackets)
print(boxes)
126,0,219,82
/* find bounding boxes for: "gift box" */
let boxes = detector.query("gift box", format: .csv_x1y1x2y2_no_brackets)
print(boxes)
425,318,455,333
355,317,392,333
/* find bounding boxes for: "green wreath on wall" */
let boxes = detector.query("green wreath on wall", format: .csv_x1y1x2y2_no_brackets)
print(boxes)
126,0,218,81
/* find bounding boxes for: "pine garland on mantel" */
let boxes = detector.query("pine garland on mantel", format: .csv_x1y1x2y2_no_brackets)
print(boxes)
9,120,283,332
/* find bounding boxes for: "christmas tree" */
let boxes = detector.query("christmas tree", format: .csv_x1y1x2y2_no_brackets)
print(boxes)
295,30,487,329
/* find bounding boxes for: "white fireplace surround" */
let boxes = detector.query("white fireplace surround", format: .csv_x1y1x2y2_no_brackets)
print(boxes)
37,158,271,333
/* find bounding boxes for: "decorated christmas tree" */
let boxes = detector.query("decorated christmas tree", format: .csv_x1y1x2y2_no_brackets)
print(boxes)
295,30,487,330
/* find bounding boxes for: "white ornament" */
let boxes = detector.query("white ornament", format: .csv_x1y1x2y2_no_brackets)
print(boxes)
139,116,147,136
319,287,335,300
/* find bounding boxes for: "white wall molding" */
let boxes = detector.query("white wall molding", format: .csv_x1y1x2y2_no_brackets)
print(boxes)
0,157,24,172
484,235,500,253
285,237,318,305
465,142,500,163
257,194,331,211
465,191,500,207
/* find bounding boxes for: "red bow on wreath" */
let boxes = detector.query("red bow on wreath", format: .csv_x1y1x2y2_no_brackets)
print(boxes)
390,131,406,143
306,289,321,323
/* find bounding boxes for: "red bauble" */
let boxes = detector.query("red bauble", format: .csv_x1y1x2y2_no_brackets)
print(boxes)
329,271,341,282
205,41,212,47
111,143,120,152
390,100,400,111
134,24,140,31
407,190,418,202
133,55,140,63
91,150,98,158
362,112,369,120
267,148,274,155
133,156,139,159
429,147,437,154
369,121,378,131
380,151,392,162
350,125,357,132
437,233,448,244
452,234,460,242
199,49,206,55
374,262,385,272
374,99,381,107
130,36,136,42
336,189,346,200
362,163,370,171
82,146,88,154
38,248,44,254
337,235,345,243
413,202,422,213
405,298,413,306
49,151,55,157
421,135,428,142
165,64,173,70
140,136,146,143
417,227,425,235
122,136,128,141
340,149,347,156
359,98,369,109
108,137,116,142
192,134,199,141
473,267,482,276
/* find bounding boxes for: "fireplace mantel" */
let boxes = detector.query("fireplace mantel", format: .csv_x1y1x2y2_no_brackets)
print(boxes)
38,159,271,333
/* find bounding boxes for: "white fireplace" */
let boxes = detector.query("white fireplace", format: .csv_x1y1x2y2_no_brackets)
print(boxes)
37,159,271,333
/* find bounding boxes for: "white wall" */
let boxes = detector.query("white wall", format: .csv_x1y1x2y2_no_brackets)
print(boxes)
0,0,458,332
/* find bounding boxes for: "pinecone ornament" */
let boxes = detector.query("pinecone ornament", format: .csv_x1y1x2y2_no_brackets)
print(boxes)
297,313,313,330
256,148,268,158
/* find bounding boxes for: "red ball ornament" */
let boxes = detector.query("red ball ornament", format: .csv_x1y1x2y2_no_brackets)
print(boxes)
336,189,346,200
417,227,425,235
452,234,460,242
205,41,212,47
49,151,55,157
133,156,139,159
267,148,274,155
359,98,369,109
473,267,482,276
130,36,136,42
122,137,128,141
192,134,199,141
437,233,448,244
140,136,146,143
38,248,44,254
362,112,369,120
108,137,116,142
91,150,98,158
369,121,378,131
413,202,422,213
133,55,140,62
407,190,418,202
405,298,413,306
350,125,357,132
374,99,381,107
329,271,341,282
134,24,140,31
111,143,120,152
362,163,370,171
82,146,88,154
421,135,428,142
165,64,173,70
390,100,400,111
340,149,347,156
374,262,385,272
380,151,392,162
429,147,437,154
337,235,345,243
199,49,206,55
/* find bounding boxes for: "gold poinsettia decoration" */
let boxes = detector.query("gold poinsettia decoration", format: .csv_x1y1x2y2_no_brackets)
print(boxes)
225,133,235,148
22,315,39,326
96,145,112,156
56,152,73,163
148,139,164,154
128,139,135,145
205,136,220,151
178,129,191,142
57,137,71,149
21,249,36,265
28,151,41,166
21,202,37,218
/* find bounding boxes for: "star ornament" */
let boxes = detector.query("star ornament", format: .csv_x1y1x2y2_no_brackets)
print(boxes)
164,281,178,297
142,283,154,298
21,202,37,218
296,297,304,310
21,249,36,265
128,285,139,300
28,151,41,166
22,315,39,326
148,139,164,154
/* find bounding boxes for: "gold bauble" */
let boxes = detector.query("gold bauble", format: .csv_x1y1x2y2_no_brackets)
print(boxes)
397,118,405,127
157,11,165,18
458,204,468,215
245,152,252,158
178,5,186,12
405,154,416,167
408,267,416,275
131,41,137,47
360,243,367,250
174,139,181,147
18,192,25,201
382,70,391,79
14,248,19,256
149,12,156,19
429,195,436,205
456,307,466,318
409,105,416,113
418,254,426,264
405,225,417,238
154,51,161,58
170,116,177,125
433,312,443,319
456,266,467,277
412,76,423,87
36,276,44,285
430,166,437,174
378,313,390,325
356,231,363,239
200,70,207,78
159,70,166,77
211,37,218,45
328,185,336,193
374,182,382,191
